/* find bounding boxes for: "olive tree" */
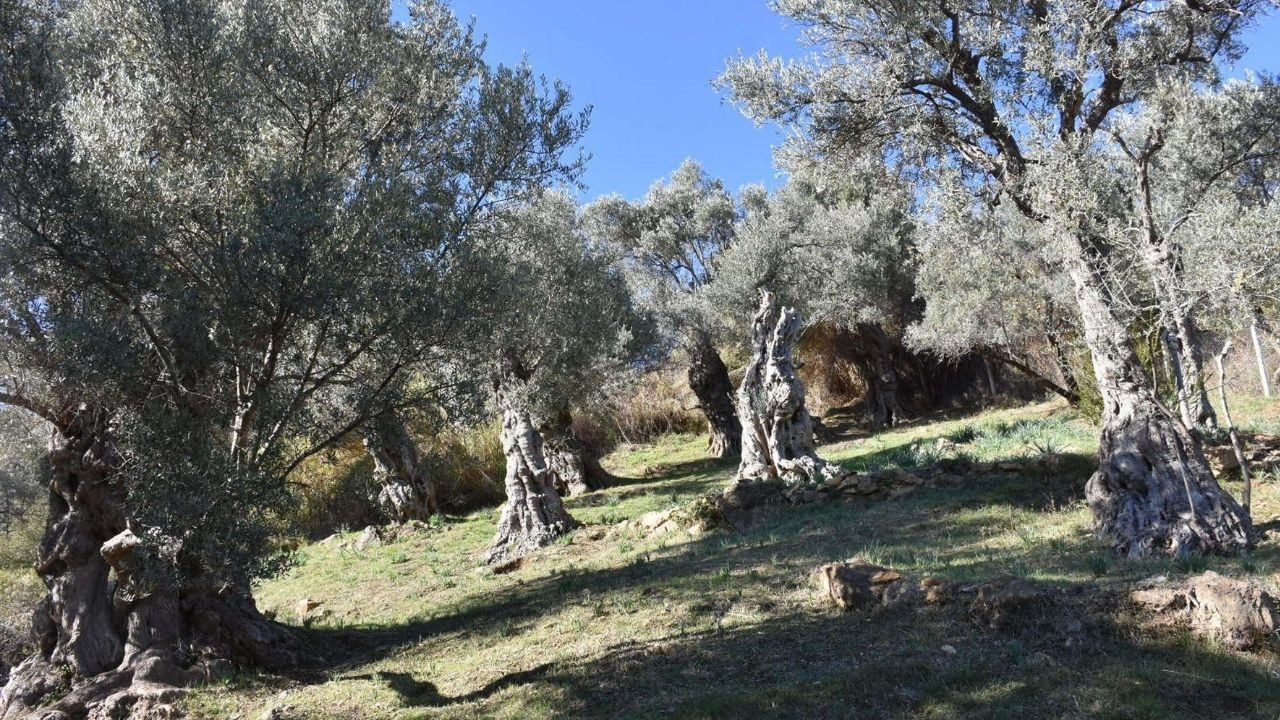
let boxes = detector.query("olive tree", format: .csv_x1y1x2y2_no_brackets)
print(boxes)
1104,78,1280,429
584,160,743,458
722,0,1266,557
480,192,643,564
908,178,1084,405
710,168,918,429
0,0,585,713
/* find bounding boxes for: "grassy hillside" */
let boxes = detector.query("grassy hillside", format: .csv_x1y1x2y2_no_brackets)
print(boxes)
183,400,1280,720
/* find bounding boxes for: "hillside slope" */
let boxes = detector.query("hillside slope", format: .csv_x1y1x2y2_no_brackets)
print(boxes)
187,401,1280,720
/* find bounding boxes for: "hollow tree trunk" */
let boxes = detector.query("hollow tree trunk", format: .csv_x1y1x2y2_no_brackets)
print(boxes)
735,291,848,487
686,333,741,459
486,379,579,564
364,414,437,523
540,408,610,497
2,410,295,720
1067,240,1251,558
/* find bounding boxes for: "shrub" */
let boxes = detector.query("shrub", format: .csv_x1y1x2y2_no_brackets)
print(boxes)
605,369,706,446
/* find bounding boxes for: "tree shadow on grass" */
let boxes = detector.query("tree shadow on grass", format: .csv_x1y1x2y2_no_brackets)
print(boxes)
282,477,1108,681
351,595,1280,720
598,456,738,488
258,442,1274,719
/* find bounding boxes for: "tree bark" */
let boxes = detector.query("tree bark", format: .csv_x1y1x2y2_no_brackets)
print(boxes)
735,291,848,487
1215,341,1252,514
1132,159,1217,430
982,348,1081,406
486,379,579,565
364,414,438,523
2,410,295,720
540,408,610,497
1067,241,1252,558
686,334,741,459
858,323,904,431
1250,313,1273,398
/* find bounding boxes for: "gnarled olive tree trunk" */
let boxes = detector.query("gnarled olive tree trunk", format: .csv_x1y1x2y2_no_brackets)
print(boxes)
540,408,610,497
735,291,847,486
486,379,579,564
856,322,905,431
1068,242,1251,558
1,409,126,718
364,414,437,523
687,333,741,459
2,410,295,720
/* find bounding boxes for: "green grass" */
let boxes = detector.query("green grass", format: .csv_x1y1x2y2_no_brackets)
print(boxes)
181,399,1280,720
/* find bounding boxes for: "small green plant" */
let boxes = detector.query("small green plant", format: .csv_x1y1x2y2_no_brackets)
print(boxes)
947,424,980,444
1086,552,1111,578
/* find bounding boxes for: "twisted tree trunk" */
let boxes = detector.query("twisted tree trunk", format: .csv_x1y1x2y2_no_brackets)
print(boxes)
687,333,741,459
540,408,610,497
486,378,579,564
364,414,437,523
735,291,848,487
2,409,295,720
1068,241,1252,558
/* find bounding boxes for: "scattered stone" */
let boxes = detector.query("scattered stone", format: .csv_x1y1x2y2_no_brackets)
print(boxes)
295,599,323,618
940,644,957,655
1205,433,1280,475
970,577,1046,630
814,561,885,611
637,509,674,532
1133,571,1278,650
813,561,923,611
921,576,954,605
1131,587,1185,612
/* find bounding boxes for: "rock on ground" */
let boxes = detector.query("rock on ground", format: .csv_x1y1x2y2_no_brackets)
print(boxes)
1132,571,1278,650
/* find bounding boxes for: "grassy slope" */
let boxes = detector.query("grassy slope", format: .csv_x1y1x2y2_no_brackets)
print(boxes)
170,399,1277,718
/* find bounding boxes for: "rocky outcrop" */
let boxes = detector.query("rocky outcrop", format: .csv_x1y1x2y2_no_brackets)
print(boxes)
813,562,1066,637
1132,571,1278,650
1204,433,1280,476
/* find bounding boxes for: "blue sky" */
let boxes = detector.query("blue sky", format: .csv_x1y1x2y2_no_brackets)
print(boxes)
410,2,1280,202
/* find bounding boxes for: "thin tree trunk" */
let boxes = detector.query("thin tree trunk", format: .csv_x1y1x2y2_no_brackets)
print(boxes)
1133,159,1216,430
982,348,1081,406
1068,239,1251,557
486,378,579,564
1043,312,1083,403
686,334,741,459
1250,314,1273,398
1215,341,1252,514
540,408,611,497
735,291,847,486
364,414,437,523
1161,328,1193,430
1170,312,1216,428
982,355,998,398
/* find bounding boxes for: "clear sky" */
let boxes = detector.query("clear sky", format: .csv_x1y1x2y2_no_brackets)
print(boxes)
404,2,1280,202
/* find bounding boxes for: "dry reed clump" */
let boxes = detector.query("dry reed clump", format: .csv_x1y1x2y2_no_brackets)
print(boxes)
605,369,706,446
